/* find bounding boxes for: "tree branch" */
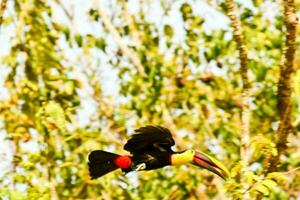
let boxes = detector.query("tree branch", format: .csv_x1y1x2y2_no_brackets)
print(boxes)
95,1,145,76
225,0,251,165
120,0,142,49
226,0,251,198
267,0,298,173
53,0,76,31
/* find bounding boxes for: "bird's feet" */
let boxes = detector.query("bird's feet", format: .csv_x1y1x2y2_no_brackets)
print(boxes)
133,163,146,171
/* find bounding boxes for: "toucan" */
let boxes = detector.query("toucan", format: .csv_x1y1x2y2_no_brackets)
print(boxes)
88,126,230,180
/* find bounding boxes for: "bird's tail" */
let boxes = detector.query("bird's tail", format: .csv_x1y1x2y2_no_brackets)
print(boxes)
88,150,120,179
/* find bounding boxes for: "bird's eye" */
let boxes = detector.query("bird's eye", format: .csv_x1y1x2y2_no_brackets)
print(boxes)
188,149,195,154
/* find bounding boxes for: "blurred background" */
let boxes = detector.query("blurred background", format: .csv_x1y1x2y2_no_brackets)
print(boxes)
0,0,299,199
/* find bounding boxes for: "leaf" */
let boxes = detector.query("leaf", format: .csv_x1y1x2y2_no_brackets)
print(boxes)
231,161,243,178
266,172,287,183
255,183,270,196
63,81,75,96
164,25,174,38
180,3,192,20
95,38,106,51
9,190,27,200
75,34,83,47
44,101,66,134
244,171,259,184
262,179,278,190
88,9,99,21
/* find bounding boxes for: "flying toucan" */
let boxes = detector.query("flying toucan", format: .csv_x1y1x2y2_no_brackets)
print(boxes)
88,126,230,180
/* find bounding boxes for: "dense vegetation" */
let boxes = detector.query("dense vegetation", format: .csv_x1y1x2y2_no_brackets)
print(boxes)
0,0,299,199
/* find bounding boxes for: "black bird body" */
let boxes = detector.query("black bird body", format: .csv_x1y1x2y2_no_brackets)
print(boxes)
123,126,174,171
88,125,230,180
125,148,171,172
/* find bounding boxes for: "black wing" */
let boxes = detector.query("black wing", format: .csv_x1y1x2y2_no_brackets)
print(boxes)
124,125,175,154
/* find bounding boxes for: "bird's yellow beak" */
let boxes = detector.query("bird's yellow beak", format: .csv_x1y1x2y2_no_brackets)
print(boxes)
192,150,230,180
170,149,230,180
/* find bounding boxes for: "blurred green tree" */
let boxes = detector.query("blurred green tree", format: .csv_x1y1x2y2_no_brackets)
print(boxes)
0,0,299,199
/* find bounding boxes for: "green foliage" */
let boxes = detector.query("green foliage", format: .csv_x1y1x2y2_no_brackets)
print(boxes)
0,0,299,199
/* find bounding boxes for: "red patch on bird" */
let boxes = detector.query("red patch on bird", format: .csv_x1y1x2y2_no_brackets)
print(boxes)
114,156,132,169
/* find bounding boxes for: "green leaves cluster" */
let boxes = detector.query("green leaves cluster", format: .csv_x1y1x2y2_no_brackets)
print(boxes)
0,0,299,199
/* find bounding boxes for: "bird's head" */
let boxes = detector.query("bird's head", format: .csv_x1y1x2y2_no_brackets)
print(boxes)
170,149,230,180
